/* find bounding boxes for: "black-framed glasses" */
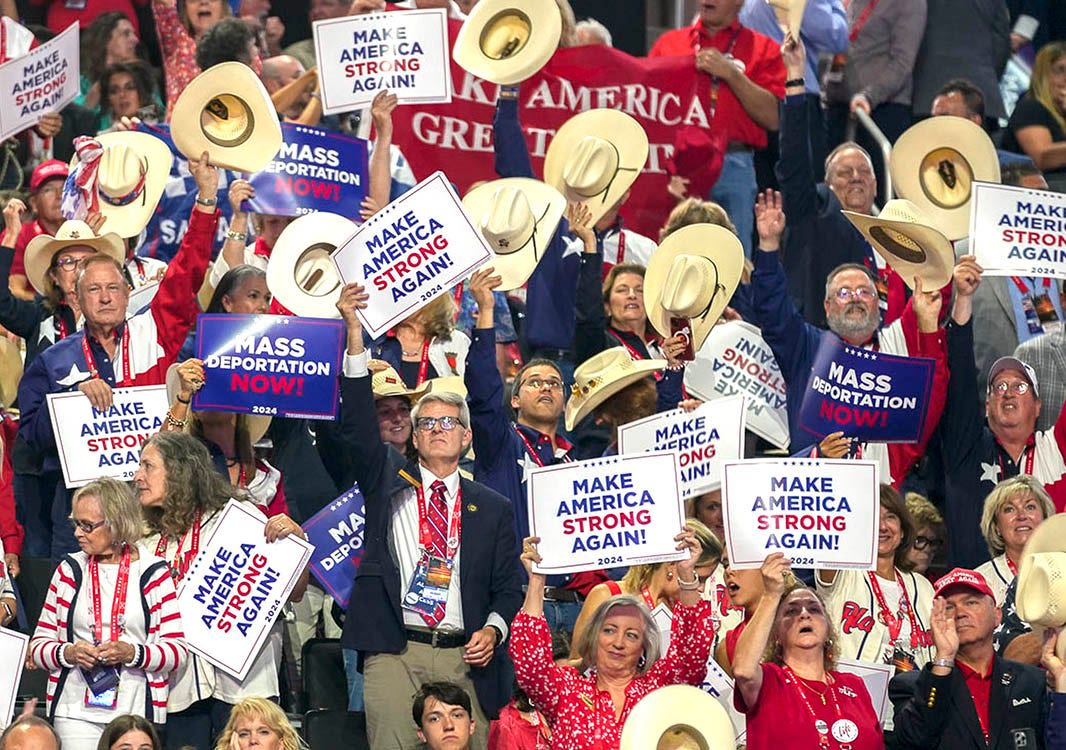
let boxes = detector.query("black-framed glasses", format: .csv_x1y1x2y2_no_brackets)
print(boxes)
913,535,943,551
415,416,463,432
70,518,107,534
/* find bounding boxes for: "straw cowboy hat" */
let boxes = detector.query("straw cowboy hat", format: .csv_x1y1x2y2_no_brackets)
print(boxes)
564,347,666,431
889,115,1000,241
462,177,566,291
165,363,271,445
266,212,356,319
842,199,956,290
171,62,282,173
64,132,172,238
620,685,736,750
23,220,125,296
645,224,744,352
0,337,23,409
543,109,649,227
1017,514,1066,627
765,0,808,34
370,360,431,402
427,375,468,399
453,0,562,85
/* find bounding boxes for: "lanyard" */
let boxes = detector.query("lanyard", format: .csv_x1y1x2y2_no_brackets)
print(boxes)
997,443,1035,478
868,570,920,647
783,666,847,750
415,338,431,387
704,28,741,120
416,481,463,555
1010,276,1051,296
848,0,882,43
81,327,131,386
639,586,657,610
88,545,132,645
1006,556,1018,577
514,426,572,468
452,283,464,324
607,328,647,361
615,229,626,266
155,509,201,582
130,257,146,285
56,314,68,340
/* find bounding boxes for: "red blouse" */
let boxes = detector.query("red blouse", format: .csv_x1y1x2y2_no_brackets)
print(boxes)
510,601,716,750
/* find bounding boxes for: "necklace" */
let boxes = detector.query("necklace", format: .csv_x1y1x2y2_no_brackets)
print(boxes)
798,676,830,705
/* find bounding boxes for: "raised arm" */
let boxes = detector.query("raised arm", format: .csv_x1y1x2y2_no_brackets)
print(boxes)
0,199,42,340
464,267,512,474
368,90,398,213
733,553,790,710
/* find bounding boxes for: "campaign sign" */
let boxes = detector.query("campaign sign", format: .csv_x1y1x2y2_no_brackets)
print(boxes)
721,458,880,570
332,171,491,338
837,659,894,724
0,627,28,729
47,385,168,489
178,500,313,680
617,397,746,498
194,314,344,420
314,9,452,114
303,485,366,609
969,181,1066,279
0,22,79,141
700,655,747,745
527,453,686,575
246,123,368,217
797,337,934,443
685,321,790,450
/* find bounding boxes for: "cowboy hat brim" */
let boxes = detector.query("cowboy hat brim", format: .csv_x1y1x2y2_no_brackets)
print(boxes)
889,115,1000,241
543,109,649,227
619,685,736,750
462,177,566,291
267,211,356,318
1016,514,1066,626
0,337,23,408
645,223,744,351
24,229,126,297
564,356,666,431
171,62,282,173
453,0,562,86
842,207,955,290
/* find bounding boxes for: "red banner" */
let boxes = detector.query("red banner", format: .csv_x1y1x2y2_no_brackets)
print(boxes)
390,31,715,240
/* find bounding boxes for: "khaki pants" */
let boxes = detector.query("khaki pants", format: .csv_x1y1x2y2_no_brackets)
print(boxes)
364,641,489,750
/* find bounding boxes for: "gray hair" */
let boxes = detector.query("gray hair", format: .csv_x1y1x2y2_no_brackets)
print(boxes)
411,391,470,430
72,477,143,548
980,475,1055,557
824,141,875,180
824,262,877,301
573,595,661,675
74,255,126,298
0,715,61,750
575,18,612,46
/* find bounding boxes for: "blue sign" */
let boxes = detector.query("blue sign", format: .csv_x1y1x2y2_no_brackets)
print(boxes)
194,314,344,420
246,123,368,217
303,486,366,609
798,338,935,443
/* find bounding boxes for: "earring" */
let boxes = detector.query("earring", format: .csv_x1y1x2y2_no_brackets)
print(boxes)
638,653,647,669
666,571,674,581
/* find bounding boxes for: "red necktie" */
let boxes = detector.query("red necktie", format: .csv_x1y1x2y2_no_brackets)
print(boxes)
422,480,449,627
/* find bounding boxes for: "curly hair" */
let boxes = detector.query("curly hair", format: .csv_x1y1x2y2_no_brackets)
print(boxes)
81,12,133,83
408,291,456,339
140,431,236,536
763,584,840,672
216,697,303,750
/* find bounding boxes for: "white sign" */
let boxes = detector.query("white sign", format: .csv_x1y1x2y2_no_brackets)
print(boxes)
527,453,686,575
47,385,169,489
314,9,452,114
177,500,313,680
617,397,746,498
686,321,790,450
0,22,79,141
0,627,28,729
836,658,894,724
332,171,491,338
721,459,880,571
699,655,747,745
969,181,1066,279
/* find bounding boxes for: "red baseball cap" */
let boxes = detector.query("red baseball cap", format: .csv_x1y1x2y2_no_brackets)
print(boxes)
934,568,995,600
29,159,68,194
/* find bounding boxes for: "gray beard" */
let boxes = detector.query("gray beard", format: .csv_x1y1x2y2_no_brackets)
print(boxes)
828,306,879,341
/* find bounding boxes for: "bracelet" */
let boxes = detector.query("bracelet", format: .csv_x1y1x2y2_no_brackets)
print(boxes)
785,77,805,88
226,229,247,242
0,600,11,623
676,572,702,590
310,91,321,100
932,657,954,669
194,194,218,207
165,409,187,429
176,394,191,404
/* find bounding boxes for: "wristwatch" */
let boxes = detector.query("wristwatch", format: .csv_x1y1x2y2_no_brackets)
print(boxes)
487,624,503,646
195,194,218,207
932,657,954,669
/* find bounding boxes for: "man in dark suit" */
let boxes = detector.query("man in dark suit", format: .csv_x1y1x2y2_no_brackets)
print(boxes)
891,568,1047,749
335,282,522,750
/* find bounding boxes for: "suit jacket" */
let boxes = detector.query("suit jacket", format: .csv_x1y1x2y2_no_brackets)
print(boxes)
336,371,522,718
972,275,1023,396
891,657,1047,749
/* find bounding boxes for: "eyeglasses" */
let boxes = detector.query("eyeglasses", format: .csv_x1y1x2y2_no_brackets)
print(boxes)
521,377,564,391
415,416,464,432
70,518,107,534
991,381,1031,396
913,535,943,551
833,287,876,302
53,257,82,271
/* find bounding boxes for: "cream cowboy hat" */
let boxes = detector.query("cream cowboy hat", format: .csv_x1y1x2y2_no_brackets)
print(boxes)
427,375,468,399
171,62,282,173
889,115,1000,241
620,685,736,750
543,109,649,227
453,0,562,85
371,361,431,402
1017,514,1066,627
165,362,271,445
67,132,172,238
766,0,809,34
266,212,356,318
24,220,126,296
842,199,955,290
645,224,743,352
564,346,666,431
0,337,23,409
462,178,566,291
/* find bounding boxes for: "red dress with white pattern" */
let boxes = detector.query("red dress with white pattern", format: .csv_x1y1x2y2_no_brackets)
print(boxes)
510,601,716,750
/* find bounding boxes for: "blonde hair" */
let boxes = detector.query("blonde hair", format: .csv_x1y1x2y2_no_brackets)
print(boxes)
216,698,303,750
409,292,456,339
979,475,1055,557
621,518,722,591
72,478,142,548
904,492,943,529
659,198,737,242
1030,42,1066,132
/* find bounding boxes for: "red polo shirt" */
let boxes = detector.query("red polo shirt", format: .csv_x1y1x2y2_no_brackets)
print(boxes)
649,19,785,149
956,659,993,742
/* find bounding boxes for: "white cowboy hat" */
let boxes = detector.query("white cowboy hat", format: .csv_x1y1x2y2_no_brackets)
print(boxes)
0,337,23,409
543,109,648,227
1017,514,1066,628
165,362,271,444
462,177,565,291
620,685,736,750
564,346,666,431
171,62,282,173
266,212,356,319
644,224,743,352
453,0,562,85
889,115,1000,241
66,132,172,239
371,361,431,402
766,0,809,34
23,220,126,296
842,199,956,290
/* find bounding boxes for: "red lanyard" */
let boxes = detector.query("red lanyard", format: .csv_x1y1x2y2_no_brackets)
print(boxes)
452,283,464,324
155,509,201,582
514,426,572,468
88,545,132,645
639,586,657,610
607,329,646,361
416,481,462,556
1006,556,1018,577
702,27,741,119
997,443,1035,477
848,0,882,43
783,666,845,750
81,327,132,386
131,257,146,285
415,338,431,387
868,570,920,648
615,229,626,266
55,315,68,340
1010,276,1050,296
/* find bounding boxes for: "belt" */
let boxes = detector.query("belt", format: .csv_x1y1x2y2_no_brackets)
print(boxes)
543,586,582,603
726,142,753,153
405,627,466,649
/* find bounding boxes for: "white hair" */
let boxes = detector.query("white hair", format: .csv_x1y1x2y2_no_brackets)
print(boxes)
575,18,612,46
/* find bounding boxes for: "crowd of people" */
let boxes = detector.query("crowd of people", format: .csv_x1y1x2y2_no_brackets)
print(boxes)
0,0,1065,749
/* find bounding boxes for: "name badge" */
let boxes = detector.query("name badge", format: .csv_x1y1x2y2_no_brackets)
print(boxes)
402,553,453,618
